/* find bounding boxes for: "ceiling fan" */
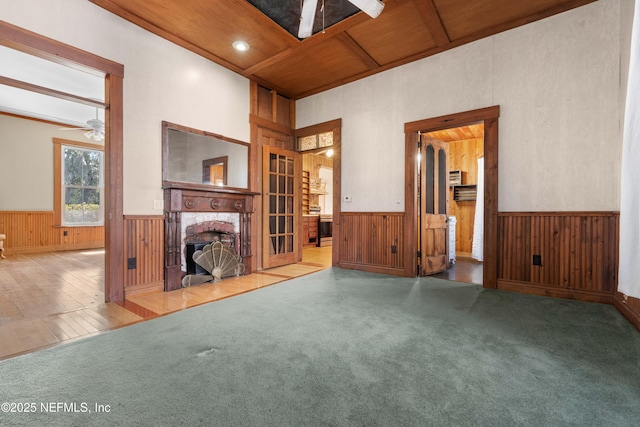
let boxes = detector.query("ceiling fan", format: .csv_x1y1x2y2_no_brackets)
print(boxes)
298,0,385,38
59,109,105,141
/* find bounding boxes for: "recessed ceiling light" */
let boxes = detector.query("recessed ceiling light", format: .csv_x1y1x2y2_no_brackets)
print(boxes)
232,41,250,52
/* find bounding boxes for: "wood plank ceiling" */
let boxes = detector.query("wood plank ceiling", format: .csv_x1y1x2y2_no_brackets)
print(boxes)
89,0,597,100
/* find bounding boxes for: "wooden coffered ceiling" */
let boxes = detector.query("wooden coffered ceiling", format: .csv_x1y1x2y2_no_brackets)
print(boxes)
89,0,597,100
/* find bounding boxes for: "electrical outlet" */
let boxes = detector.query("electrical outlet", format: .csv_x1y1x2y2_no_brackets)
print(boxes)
63,230,68,236
153,199,164,210
127,257,137,270
532,254,542,266
391,245,397,254
343,195,352,202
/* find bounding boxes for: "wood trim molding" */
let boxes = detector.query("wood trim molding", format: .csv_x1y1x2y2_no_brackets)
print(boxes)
498,279,613,304
0,76,108,109
249,114,295,136
0,20,123,78
405,106,500,284
613,292,640,332
295,119,342,267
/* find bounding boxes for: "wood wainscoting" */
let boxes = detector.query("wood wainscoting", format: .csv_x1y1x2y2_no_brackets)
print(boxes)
338,212,406,276
0,211,104,254
123,215,165,296
497,212,619,303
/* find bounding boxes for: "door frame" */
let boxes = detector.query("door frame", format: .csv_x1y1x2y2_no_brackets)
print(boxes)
0,21,125,301
294,119,342,267
404,106,500,288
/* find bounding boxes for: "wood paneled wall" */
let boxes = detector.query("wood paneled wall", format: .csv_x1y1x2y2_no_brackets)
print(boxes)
497,212,619,303
0,211,103,253
303,152,333,177
449,138,483,256
123,215,164,296
339,213,406,275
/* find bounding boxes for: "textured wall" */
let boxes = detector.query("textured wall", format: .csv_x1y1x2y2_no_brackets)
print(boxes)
297,0,625,213
1,0,250,215
0,114,89,210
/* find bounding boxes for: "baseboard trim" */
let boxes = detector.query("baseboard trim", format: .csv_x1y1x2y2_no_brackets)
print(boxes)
6,243,104,255
338,261,409,277
613,292,640,332
497,279,613,304
125,281,164,297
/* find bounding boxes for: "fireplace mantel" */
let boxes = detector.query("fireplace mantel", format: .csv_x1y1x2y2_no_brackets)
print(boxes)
163,182,259,291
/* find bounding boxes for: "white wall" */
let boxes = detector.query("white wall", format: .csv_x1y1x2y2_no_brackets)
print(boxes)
0,114,89,210
1,0,250,215
297,0,625,213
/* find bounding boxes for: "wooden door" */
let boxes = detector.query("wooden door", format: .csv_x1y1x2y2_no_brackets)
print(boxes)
420,136,450,275
262,146,301,268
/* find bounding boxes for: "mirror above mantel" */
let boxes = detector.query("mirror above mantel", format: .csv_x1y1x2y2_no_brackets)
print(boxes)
162,121,249,191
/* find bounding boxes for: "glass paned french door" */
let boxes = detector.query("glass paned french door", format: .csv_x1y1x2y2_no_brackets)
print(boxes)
262,146,300,268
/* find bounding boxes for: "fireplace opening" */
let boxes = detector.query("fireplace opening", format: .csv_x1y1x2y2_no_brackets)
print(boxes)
185,231,235,275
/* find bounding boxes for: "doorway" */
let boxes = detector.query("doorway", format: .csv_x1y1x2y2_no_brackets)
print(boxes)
0,22,125,302
295,119,342,268
405,106,500,289
420,124,485,285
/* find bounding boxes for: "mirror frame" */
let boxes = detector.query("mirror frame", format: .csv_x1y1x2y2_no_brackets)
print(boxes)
162,121,251,191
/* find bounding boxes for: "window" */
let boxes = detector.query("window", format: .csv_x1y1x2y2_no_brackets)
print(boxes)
297,131,333,151
53,139,104,226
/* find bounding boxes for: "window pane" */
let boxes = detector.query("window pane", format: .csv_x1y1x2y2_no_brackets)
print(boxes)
425,145,434,214
62,145,104,226
438,148,447,215
64,188,83,224
83,151,103,186
298,135,316,151
64,149,84,185
318,131,333,147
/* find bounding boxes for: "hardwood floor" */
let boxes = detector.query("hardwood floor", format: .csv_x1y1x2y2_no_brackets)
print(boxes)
0,246,332,360
433,256,483,285
0,247,479,360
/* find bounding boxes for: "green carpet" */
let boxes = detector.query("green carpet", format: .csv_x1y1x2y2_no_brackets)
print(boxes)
1,268,639,426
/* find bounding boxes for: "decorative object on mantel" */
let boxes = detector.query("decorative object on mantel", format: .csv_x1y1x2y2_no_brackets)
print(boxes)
181,241,244,287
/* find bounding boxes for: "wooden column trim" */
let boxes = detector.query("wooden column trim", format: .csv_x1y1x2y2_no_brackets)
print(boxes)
105,72,125,302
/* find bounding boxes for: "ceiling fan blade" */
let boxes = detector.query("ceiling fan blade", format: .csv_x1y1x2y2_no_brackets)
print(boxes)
348,0,385,18
298,0,318,38
59,127,91,131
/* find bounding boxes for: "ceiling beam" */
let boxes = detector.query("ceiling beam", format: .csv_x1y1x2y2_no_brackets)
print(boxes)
241,12,372,78
0,75,109,109
335,32,380,70
414,0,450,47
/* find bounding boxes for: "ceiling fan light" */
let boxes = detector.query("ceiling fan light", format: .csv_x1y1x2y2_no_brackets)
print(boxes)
348,0,385,18
84,129,104,142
